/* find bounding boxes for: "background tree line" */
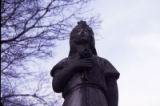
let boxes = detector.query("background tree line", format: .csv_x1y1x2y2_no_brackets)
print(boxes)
1,0,100,105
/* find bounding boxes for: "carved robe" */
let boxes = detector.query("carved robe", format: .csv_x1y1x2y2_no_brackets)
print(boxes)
51,21,120,106
51,55,119,106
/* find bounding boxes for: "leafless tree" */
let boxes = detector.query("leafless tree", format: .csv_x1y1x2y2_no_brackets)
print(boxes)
1,0,100,105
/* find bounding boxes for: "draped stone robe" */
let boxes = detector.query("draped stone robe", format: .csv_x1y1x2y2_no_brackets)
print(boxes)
51,55,120,106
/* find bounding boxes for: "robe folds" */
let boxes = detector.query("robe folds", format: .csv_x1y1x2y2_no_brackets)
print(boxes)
51,55,120,106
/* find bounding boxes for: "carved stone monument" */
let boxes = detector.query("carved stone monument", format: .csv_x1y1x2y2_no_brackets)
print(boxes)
50,21,120,106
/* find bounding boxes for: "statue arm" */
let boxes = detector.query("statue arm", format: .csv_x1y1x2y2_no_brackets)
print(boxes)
51,58,92,93
102,58,120,106
106,78,119,106
51,65,76,93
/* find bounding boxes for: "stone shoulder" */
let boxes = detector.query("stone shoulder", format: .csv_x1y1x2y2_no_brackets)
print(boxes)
94,56,120,79
50,57,69,77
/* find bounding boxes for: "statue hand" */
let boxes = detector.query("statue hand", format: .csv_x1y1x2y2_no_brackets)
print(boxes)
71,58,93,71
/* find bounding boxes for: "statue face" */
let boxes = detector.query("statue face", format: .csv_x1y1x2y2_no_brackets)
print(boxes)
71,27,94,44
69,21,97,56
72,28,93,56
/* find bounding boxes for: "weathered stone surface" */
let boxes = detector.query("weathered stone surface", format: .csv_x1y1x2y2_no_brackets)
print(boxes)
51,21,120,106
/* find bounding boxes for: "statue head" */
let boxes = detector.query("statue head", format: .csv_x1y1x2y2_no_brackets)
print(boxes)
69,21,97,57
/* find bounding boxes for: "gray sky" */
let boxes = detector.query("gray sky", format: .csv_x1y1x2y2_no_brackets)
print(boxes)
44,0,160,106
90,0,160,106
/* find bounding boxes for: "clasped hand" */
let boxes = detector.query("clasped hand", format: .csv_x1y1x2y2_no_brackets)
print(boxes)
70,58,93,71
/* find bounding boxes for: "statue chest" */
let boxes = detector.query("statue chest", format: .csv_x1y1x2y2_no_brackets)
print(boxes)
62,65,108,106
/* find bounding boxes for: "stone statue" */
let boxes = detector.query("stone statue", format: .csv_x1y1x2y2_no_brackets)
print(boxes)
50,21,120,106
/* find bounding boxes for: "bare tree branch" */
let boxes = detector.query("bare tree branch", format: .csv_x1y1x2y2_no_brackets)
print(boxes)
1,0,100,105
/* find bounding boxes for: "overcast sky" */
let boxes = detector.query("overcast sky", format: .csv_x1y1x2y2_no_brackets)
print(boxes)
91,1,160,106
42,0,160,106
